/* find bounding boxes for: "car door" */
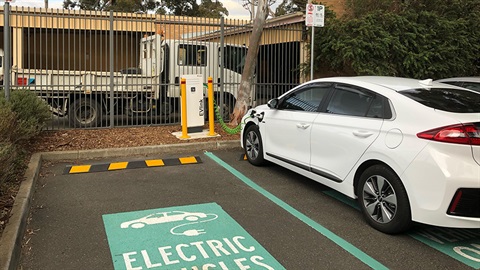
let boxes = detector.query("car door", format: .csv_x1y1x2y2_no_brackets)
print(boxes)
310,84,386,182
262,83,332,169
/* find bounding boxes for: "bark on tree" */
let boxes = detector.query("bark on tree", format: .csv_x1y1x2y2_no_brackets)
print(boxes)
229,0,269,126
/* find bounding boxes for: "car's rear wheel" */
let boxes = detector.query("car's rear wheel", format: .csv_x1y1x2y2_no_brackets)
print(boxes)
357,165,412,234
243,125,265,166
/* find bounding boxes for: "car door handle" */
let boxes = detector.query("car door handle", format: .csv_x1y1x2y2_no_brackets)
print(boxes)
353,130,374,138
296,123,310,129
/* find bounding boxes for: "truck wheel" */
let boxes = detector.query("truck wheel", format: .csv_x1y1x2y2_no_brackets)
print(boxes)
218,101,234,122
69,98,102,127
205,94,235,122
157,101,172,116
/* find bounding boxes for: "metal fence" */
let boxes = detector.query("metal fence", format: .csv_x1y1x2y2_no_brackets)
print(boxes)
1,4,307,130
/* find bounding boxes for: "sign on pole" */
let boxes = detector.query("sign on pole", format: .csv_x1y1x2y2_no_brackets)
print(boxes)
305,4,324,27
306,4,325,80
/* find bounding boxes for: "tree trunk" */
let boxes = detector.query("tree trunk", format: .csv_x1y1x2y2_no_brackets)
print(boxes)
229,0,269,126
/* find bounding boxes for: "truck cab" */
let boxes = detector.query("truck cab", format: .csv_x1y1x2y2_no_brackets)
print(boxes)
159,39,247,119
2,34,248,127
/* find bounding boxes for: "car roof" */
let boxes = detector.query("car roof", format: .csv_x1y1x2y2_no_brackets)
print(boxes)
435,77,480,83
314,76,461,92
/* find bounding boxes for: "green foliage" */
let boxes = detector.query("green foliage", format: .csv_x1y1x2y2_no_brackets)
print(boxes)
345,0,401,18
315,0,480,78
0,89,50,193
0,142,25,196
0,89,51,144
0,102,18,143
196,0,229,18
157,0,228,18
64,0,159,13
275,0,308,16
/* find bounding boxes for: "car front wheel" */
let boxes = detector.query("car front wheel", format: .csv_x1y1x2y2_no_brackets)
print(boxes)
243,125,265,166
357,165,412,234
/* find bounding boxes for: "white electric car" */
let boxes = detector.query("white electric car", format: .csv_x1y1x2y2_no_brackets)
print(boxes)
241,76,480,234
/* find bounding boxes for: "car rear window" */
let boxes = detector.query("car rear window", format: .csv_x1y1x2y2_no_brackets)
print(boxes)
398,88,480,113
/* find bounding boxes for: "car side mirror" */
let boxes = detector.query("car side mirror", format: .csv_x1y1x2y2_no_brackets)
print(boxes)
267,98,279,109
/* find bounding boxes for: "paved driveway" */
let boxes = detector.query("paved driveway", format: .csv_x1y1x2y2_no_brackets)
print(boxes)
16,147,480,269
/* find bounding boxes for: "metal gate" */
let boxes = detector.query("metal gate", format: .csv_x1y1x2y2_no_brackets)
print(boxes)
1,5,307,130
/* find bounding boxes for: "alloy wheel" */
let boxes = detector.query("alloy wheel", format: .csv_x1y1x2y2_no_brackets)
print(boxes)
362,175,398,224
245,130,260,160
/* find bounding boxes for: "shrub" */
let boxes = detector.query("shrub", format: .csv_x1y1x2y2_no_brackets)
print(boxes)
314,0,480,78
0,102,18,144
0,142,25,197
0,89,51,145
0,89,50,193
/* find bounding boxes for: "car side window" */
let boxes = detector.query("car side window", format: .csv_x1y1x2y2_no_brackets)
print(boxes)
278,83,331,112
461,82,480,93
365,95,386,118
327,85,380,117
443,81,464,87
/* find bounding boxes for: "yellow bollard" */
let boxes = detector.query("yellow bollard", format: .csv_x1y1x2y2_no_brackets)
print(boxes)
180,78,190,139
207,77,217,136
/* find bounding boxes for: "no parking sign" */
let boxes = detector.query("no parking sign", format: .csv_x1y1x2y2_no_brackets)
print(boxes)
305,4,325,27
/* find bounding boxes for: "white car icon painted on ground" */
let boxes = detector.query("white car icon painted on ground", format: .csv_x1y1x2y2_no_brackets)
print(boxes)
120,211,208,229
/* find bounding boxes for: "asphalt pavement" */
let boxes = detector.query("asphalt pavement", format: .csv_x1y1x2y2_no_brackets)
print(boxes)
0,141,238,270
1,140,479,270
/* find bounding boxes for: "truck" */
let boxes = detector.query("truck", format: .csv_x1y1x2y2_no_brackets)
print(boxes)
0,32,248,127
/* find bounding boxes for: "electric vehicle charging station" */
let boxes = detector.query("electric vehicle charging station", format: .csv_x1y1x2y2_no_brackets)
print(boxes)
181,74,205,133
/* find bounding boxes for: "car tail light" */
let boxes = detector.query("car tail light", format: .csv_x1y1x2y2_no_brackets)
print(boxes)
417,123,480,145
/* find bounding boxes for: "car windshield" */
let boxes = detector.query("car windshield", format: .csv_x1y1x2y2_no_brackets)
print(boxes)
398,88,480,113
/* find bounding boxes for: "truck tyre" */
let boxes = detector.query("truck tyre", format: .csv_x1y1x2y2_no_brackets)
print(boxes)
218,100,234,122
157,101,173,116
69,98,102,128
205,93,235,122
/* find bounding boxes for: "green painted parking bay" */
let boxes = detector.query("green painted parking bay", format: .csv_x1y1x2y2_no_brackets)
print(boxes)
323,190,480,269
103,203,284,270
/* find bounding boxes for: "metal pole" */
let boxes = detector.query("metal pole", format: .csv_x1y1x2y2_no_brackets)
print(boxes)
4,2,11,100
109,11,114,127
308,0,313,81
180,78,190,139
310,26,314,81
219,16,225,117
207,77,217,136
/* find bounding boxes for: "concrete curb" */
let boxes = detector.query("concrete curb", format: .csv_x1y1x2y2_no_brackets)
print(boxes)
0,140,240,270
